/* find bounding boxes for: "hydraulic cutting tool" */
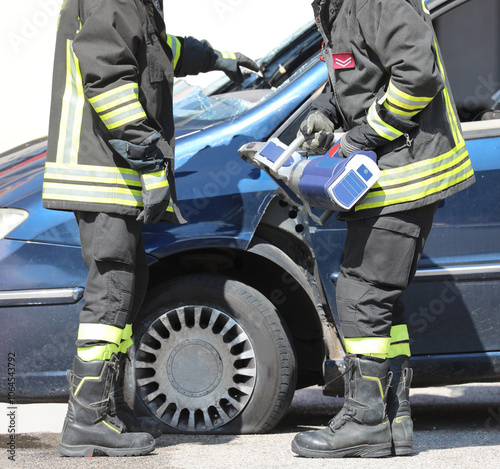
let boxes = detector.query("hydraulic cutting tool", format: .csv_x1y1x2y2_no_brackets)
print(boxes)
238,135,380,225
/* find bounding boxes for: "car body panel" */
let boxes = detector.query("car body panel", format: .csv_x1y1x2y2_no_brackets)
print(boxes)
1,0,500,404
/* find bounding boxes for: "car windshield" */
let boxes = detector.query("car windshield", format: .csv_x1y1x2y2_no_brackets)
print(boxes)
172,81,266,126
172,20,321,128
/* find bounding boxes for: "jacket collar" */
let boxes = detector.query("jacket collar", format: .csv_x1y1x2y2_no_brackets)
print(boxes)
312,0,344,26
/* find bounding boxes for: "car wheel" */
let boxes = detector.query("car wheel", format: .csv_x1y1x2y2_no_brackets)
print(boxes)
132,274,297,434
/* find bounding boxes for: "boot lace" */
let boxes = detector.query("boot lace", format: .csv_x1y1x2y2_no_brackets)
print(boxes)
327,404,357,431
324,358,358,432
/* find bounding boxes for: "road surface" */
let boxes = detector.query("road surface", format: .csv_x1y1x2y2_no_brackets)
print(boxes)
1,383,499,468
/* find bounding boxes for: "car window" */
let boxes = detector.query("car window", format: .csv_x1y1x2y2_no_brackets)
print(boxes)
172,22,322,128
172,56,321,128
433,0,500,123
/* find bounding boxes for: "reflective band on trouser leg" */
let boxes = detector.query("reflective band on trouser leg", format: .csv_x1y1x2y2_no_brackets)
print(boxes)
76,323,124,361
77,343,119,361
344,337,391,359
118,324,134,354
388,324,411,358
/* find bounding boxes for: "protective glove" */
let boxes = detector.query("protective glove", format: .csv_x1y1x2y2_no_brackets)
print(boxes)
338,130,370,158
109,136,171,224
297,110,336,154
137,160,171,224
213,50,260,83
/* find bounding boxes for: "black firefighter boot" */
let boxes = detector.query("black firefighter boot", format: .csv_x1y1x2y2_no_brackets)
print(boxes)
387,355,413,456
109,353,163,438
59,355,155,457
291,354,392,458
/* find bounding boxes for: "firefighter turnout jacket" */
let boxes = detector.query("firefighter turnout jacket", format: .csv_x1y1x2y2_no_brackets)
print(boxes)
43,0,221,223
312,0,475,219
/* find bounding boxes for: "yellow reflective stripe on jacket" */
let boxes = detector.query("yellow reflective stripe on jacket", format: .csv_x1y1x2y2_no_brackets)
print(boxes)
356,142,473,210
166,34,182,70
44,162,141,187
374,141,468,186
88,82,147,131
43,182,143,206
433,38,462,146
381,81,433,121
56,40,85,165
386,80,433,110
43,162,145,207
382,100,416,120
142,170,169,190
100,101,147,130
344,337,391,356
422,0,430,15
88,83,139,113
367,101,403,141
78,323,124,345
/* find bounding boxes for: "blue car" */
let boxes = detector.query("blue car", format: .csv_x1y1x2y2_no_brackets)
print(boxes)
1,0,499,434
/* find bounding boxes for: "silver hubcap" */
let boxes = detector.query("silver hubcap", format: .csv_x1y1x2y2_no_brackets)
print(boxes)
135,305,257,431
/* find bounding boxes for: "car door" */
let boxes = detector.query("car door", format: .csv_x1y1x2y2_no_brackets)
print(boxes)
403,0,500,355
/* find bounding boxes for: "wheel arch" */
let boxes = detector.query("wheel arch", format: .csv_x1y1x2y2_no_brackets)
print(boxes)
146,234,341,390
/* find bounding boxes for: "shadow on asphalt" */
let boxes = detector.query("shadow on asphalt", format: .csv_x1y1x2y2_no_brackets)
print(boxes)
1,384,498,454
274,384,500,452
155,433,237,448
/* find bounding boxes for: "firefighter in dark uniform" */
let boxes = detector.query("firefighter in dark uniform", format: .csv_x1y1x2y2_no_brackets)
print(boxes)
292,0,475,458
43,0,259,457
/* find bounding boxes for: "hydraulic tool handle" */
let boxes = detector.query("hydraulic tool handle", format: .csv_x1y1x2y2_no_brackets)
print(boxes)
269,134,306,176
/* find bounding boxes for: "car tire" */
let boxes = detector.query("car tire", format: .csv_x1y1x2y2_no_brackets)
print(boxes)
131,274,297,434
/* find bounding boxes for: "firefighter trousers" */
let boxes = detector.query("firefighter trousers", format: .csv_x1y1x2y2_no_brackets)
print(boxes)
336,202,439,354
74,211,149,352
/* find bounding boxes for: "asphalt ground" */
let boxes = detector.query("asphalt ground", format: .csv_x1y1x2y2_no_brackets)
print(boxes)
1,383,499,468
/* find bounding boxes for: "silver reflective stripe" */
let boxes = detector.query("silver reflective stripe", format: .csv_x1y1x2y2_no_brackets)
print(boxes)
90,84,139,114
367,101,403,141
166,34,181,69
56,40,85,165
376,143,469,186
43,182,143,206
386,83,432,110
44,163,141,186
142,170,169,190
100,101,146,130
357,156,473,210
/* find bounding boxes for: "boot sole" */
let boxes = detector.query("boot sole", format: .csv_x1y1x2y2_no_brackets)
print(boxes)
393,442,413,456
291,440,392,458
58,441,155,457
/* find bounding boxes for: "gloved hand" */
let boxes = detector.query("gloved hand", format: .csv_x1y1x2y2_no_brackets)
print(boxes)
338,130,367,158
297,110,336,154
137,160,171,224
214,50,260,83
109,136,171,224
